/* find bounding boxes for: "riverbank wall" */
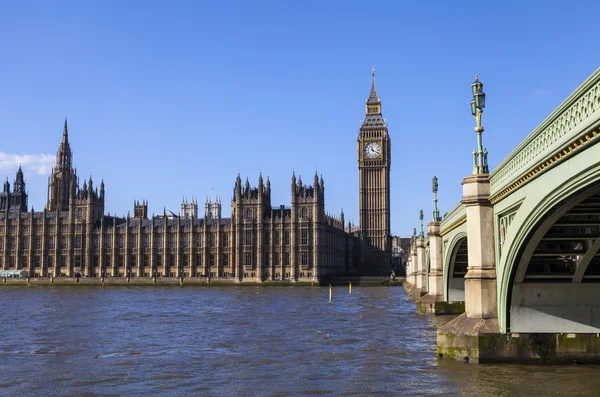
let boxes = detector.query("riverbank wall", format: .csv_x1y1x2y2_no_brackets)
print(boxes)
0,276,404,287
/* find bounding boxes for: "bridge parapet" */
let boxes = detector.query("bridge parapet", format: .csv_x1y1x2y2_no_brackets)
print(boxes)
490,68,600,199
440,202,466,237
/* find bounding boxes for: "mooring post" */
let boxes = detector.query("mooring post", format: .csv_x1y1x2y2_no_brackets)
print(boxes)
329,284,332,302
349,281,352,294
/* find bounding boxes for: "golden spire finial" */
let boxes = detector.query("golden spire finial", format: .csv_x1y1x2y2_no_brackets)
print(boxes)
372,65,376,78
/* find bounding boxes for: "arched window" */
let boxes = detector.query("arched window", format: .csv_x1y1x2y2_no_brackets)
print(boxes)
247,208,253,219
302,207,311,218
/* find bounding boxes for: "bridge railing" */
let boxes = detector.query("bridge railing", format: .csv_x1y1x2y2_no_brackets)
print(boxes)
440,201,466,236
490,68,600,197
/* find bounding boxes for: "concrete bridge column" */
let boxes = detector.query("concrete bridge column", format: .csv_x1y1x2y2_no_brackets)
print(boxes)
404,254,413,287
438,174,500,362
407,236,426,300
417,222,465,314
416,236,427,291
462,174,497,318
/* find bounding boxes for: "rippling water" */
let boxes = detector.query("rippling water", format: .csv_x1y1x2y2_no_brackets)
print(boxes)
1,286,600,396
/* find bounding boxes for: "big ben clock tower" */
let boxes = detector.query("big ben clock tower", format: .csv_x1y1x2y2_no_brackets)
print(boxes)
357,67,391,275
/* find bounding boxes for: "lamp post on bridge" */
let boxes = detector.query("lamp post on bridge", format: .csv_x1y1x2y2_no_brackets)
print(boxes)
470,75,488,174
416,175,454,314
432,175,441,222
436,75,499,362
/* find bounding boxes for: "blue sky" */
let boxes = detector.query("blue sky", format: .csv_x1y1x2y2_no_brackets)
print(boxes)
0,0,598,235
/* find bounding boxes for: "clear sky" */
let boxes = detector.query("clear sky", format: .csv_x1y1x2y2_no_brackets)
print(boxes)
1,0,598,235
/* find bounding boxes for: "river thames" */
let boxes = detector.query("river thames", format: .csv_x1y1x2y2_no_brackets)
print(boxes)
1,286,600,396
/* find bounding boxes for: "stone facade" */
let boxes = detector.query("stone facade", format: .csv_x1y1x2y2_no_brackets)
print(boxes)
0,75,392,281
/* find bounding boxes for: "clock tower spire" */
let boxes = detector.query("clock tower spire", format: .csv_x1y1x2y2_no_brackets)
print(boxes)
357,67,392,275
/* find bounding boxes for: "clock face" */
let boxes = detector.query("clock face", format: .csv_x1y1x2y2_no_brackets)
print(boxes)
365,142,381,158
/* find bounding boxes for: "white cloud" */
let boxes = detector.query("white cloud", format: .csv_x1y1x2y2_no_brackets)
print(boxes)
0,153,55,176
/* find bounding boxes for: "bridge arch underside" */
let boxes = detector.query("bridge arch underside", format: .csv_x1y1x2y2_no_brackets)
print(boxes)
445,236,467,302
508,185,600,333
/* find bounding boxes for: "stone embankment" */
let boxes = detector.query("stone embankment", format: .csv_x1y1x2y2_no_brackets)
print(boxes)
0,277,405,287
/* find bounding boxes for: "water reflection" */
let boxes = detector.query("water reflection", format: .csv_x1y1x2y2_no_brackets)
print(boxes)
0,286,599,396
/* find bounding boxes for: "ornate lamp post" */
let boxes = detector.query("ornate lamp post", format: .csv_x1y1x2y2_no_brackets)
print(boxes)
432,175,440,222
470,75,488,174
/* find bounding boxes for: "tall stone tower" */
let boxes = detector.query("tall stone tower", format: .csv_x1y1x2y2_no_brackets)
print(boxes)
357,67,392,274
47,118,77,212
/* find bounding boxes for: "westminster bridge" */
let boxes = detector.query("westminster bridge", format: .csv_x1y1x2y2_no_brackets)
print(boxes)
405,68,600,363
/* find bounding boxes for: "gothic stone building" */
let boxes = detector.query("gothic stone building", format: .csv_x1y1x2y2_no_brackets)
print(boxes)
0,73,392,281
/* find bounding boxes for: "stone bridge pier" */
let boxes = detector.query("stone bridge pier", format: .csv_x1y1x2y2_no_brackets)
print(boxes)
416,176,466,314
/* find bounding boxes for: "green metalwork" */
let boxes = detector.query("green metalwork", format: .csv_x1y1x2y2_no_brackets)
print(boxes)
489,68,600,197
497,147,600,332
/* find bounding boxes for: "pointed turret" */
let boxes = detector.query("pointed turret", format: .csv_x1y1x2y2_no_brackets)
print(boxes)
16,165,23,182
367,66,380,105
234,173,242,198
62,117,69,143
291,171,297,202
258,173,264,195
47,118,77,211
56,117,73,170
361,66,386,129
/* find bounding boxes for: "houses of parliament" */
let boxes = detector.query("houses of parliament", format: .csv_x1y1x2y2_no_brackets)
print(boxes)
0,72,392,282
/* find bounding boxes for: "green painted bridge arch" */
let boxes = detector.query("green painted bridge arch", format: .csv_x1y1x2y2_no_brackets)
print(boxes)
428,68,600,335
492,68,600,333
496,145,600,333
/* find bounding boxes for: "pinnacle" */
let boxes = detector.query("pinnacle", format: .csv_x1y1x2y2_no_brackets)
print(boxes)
62,117,69,144
366,66,380,104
